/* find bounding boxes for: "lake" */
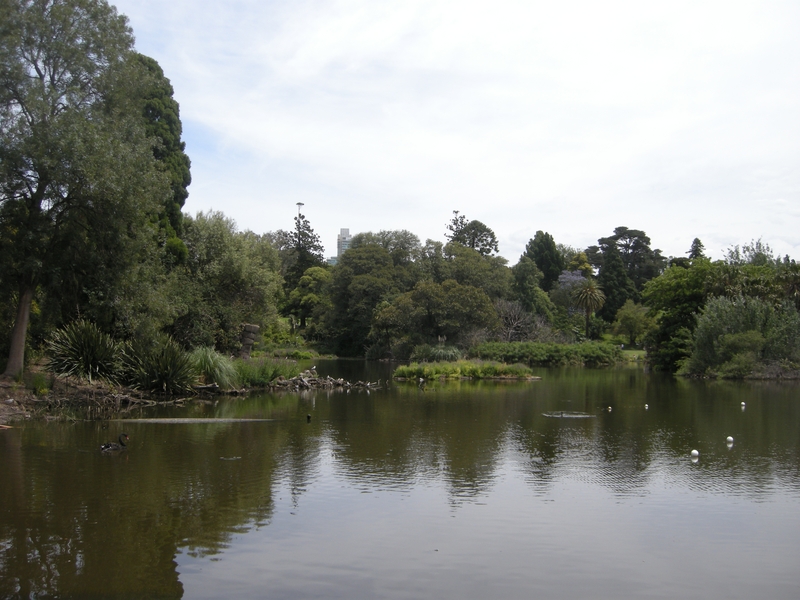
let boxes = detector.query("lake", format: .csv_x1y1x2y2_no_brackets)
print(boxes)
1,361,799,599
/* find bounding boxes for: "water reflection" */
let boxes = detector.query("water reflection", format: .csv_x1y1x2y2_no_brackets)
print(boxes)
1,364,799,598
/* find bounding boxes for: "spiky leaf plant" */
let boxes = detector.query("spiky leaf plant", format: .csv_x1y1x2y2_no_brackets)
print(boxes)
47,320,120,383
122,335,197,395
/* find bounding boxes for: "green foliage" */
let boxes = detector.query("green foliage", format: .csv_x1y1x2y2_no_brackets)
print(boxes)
525,231,564,292
394,360,533,380
284,212,326,290
189,347,238,390
320,244,400,356
0,0,181,375
688,238,705,260
410,344,463,362
588,227,666,292
371,279,499,355
445,211,499,256
470,341,623,367
681,295,800,378
612,300,653,346
597,243,636,321
169,212,282,352
572,279,606,338
234,358,301,387
511,257,555,319
642,259,713,371
285,266,332,330
122,336,196,395
134,53,191,235
26,371,52,396
47,320,120,383
443,243,512,300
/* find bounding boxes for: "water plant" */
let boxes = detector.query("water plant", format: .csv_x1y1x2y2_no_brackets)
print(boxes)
47,320,120,383
394,360,533,380
189,347,238,389
234,358,301,387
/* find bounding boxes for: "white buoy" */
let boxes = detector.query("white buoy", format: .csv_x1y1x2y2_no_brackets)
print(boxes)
726,436,734,444
644,404,649,410
608,406,612,412
691,449,699,458
741,402,746,407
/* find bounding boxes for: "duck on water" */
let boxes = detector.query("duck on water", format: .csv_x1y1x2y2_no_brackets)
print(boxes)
101,433,129,452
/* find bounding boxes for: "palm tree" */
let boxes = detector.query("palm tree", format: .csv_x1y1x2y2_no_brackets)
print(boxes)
572,279,606,339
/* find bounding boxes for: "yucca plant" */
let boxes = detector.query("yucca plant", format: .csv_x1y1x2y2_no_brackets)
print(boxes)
47,320,120,383
190,347,238,389
122,335,197,395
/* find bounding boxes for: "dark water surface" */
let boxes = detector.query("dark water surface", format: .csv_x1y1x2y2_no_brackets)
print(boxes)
1,362,799,599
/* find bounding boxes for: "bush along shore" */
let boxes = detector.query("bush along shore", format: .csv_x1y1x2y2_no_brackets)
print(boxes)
469,341,623,367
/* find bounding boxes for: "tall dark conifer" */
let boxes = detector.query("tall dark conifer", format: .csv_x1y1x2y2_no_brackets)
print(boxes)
597,244,636,322
525,231,564,292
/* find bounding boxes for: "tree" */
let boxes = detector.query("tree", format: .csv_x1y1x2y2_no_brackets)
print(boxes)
167,212,282,352
612,300,652,346
688,238,705,260
572,279,605,339
134,53,191,238
525,231,565,292
588,227,666,292
511,256,555,320
285,266,331,330
371,279,498,352
642,259,713,371
285,212,325,290
444,242,512,300
596,243,636,321
566,251,593,278
1,0,171,376
445,211,499,256
725,238,776,267
319,244,397,356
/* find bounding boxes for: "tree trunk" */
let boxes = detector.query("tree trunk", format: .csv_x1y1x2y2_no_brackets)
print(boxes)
3,283,35,378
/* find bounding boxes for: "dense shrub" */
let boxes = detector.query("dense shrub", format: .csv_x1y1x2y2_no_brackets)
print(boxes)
469,341,622,367
47,320,120,383
681,295,800,377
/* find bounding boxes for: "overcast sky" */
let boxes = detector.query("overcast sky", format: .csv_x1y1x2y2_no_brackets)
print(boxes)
112,0,800,262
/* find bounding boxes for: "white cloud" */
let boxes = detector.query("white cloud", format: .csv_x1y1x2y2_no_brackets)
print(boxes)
114,0,800,260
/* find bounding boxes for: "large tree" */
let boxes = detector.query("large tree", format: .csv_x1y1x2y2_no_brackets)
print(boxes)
284,212,325,290
587,227,665,292
135,53,191,239
525,231,565,292
596,243,637,322
445,211,499,256
0,0,171,376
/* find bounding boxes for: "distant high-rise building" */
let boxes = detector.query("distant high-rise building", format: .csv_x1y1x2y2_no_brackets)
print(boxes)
337,228,352,257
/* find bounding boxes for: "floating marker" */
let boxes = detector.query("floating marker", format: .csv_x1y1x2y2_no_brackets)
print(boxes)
691,449,699,458
644,404,649,410
608,406,612,412
726,436,734,444
741,402,746,407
